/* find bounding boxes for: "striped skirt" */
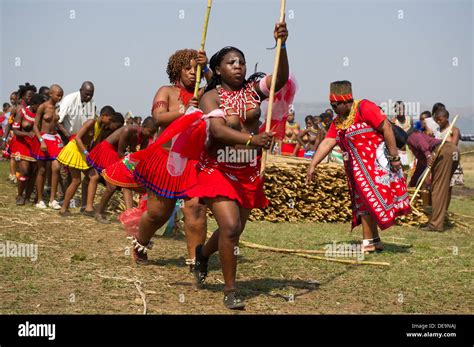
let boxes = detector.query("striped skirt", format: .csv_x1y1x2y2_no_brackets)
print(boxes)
86,141,120,174
57,140,90,170
133,146,197,199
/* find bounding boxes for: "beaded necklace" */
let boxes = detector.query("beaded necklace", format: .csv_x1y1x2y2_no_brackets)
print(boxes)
308,127,319,136
218,82,261,123
287,121,299,129
20,101,36,123
334,100,360,130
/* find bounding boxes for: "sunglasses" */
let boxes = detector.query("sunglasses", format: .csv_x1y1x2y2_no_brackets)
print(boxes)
330,101,343,109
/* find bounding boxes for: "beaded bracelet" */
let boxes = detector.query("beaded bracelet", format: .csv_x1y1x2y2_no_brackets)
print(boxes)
246,134,254,147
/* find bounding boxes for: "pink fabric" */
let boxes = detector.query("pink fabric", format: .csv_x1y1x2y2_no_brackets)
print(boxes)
119,194,148,237
167,108,225,176
259,74,298,140
259,76,270,97
130,107,226,177
129,107,204,164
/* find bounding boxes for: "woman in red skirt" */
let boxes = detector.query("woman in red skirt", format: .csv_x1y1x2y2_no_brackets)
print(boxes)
93,117,157,223
186,22,289,309
125,49,212,271
32,85,66,209
9,85,41,205
83,112,125,215
1,92,20,183
57,106,117,217
86,113,126,174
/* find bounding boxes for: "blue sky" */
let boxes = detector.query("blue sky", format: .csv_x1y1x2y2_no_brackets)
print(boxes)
1,0,472,130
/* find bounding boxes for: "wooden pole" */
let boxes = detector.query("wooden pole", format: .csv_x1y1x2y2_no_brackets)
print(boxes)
217,235,391,267
240,239,328,254
194,0,213,97
260,0,286,175
295,253,390,267
410,115,459,205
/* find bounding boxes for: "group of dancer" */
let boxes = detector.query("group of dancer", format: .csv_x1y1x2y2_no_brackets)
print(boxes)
2,19,432,309
0,21,289,310
0,85,158,224
123,21,290,309
279,109,332,157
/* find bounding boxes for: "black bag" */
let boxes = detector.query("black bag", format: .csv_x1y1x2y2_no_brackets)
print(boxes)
358,100,407,149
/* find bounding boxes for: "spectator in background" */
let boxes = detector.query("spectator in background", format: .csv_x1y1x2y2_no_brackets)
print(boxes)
391,101,414,172
297,115,321,156
406,125,460,232
325,108,335,120
316,113,327,137
1,92,20,182
39,86,50,101
58,81,95,139
320,111,333,131
125,116,134,126
1,102,10,114
0,103,10,147
422,102,445,138
434,108,463,221
283,108,300,156
392,100,412,132
1,102,10,122
408,120,431,211
410,110,443,212
432,102,445,116
419,111,434,136
434,109,460,146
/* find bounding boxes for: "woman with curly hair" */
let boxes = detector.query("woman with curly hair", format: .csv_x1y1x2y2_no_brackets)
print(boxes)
127,49,212,270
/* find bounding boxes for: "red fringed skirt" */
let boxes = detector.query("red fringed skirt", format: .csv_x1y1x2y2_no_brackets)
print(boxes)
8,135,36,162
102,156,143,188
86,141,120,173
30,133,64,160
133,146,197,199
186,153,268,209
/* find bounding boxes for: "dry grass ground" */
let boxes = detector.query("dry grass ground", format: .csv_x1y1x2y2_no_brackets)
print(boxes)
0,152,472,314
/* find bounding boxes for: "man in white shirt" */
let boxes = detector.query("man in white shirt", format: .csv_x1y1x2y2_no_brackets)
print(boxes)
58,81,96,137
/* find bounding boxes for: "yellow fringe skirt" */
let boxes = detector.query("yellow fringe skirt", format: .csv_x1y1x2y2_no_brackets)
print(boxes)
57,140,90,170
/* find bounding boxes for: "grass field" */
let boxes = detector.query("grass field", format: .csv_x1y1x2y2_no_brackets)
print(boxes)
0,153,472,314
